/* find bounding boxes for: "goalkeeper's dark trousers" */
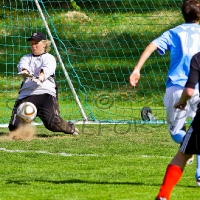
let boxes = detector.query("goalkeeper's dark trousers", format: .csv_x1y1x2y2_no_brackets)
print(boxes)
8,94,75,134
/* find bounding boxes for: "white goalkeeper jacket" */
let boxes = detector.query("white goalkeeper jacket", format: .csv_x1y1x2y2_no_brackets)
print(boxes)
17,53,57,99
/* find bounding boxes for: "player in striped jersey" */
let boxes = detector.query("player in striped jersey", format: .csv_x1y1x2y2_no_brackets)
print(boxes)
129,1,200,198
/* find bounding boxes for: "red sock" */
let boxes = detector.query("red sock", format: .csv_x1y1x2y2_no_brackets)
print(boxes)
156,164,183,200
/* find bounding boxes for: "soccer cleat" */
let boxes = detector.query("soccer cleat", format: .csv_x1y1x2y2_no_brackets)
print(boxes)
141,106,156,121
186,155,194,165
155,197,167,200
196,176,200,186
73,127,79,136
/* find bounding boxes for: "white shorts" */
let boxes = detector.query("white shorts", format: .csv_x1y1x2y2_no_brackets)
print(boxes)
164,86,199,135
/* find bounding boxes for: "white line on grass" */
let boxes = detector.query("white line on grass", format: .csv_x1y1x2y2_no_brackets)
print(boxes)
0,148,101,157
0,120,168,128
0,147,172,159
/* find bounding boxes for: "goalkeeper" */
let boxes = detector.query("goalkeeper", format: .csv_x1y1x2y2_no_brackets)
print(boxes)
129,0,200,188
8,32,79,135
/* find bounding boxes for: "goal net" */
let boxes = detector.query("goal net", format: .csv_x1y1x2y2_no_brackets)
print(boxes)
0,0,182,125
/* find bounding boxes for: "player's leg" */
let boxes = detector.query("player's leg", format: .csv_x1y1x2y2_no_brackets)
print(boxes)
196,156,200,186
164,87,194,165
156,120,200,200
8,99,25,131
164,86,187,144
187,90,200,185
155,150,191,200
36,94,78,135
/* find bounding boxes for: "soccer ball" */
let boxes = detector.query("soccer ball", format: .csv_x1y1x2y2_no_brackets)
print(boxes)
17,102,37,123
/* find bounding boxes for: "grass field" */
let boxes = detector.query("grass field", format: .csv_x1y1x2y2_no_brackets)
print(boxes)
0,124,199,200
0,1,199,199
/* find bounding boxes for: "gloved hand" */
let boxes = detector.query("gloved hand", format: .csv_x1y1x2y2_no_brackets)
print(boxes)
31,77,43,86
18,70,33,79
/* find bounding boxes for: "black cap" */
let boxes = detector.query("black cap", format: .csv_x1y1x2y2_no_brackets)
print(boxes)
27,32,46,42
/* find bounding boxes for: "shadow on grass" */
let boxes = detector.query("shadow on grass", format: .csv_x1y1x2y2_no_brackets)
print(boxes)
36,133,65,138
5,179,198,188
0,132,8,136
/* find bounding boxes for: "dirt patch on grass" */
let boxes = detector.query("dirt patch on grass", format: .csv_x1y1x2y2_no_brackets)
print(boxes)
1,124,36,141
65,11,91,22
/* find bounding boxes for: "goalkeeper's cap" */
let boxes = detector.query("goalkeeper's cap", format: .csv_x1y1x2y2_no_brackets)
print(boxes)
27,32,46,42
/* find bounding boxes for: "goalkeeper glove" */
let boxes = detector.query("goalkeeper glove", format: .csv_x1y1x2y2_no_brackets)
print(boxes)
18,70,33,79
31,77,43,86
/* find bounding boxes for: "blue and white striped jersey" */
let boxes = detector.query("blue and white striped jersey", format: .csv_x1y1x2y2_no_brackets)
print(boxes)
152,23,200,88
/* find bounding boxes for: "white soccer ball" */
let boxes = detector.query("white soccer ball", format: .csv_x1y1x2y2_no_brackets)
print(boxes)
17,102,37,123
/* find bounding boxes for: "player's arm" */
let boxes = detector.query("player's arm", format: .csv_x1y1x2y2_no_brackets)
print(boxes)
129,42,158,86
32,55,56,86
17,56,33,79
174,88,194,110
18,68,33,79
37,69,45,82
38,55,56,81
30,69,45,86
174,53,200,110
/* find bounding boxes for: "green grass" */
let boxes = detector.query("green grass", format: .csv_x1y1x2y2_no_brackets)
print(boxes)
0,124,199,200
0,2,197,200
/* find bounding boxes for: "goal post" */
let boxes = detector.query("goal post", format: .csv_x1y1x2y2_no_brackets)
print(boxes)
34,0,88,121
0,0,183,126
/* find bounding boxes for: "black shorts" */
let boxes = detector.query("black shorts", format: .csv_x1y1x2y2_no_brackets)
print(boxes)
8,94,59,130
8,94,74,134
180,109,200,154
